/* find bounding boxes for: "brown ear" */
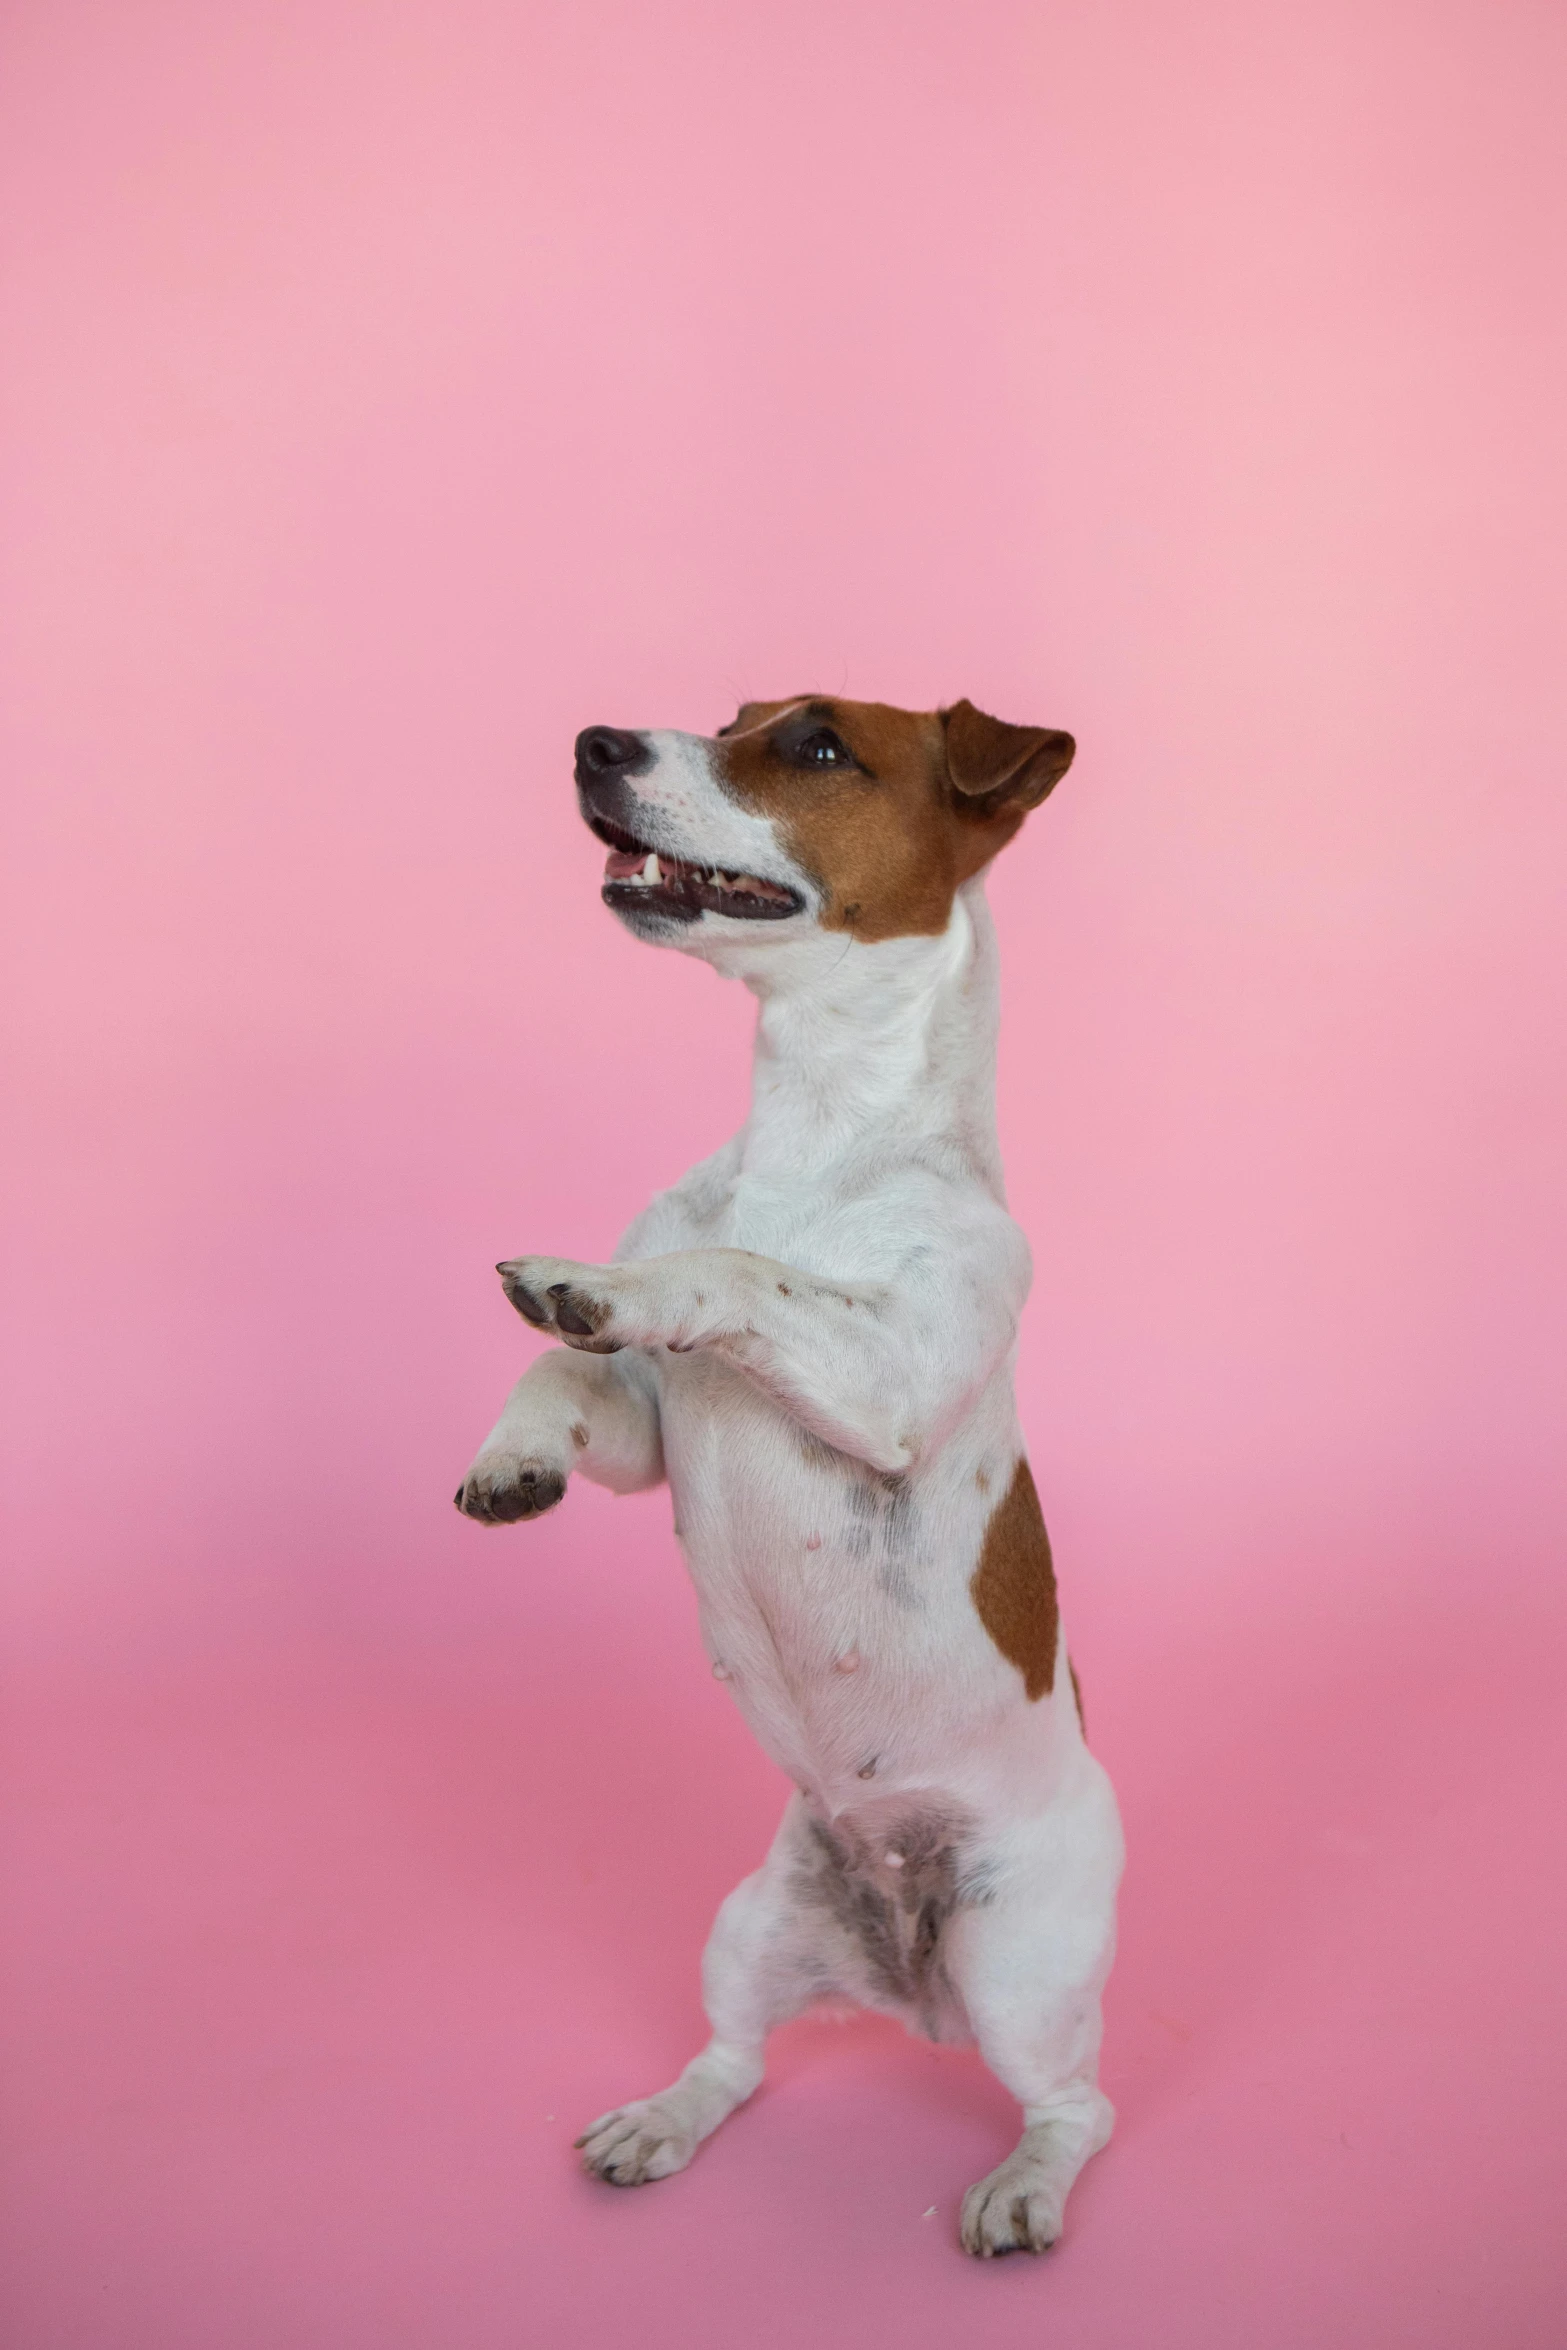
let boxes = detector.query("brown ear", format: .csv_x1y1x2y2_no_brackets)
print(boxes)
941,699,1075,812
716,700,772,739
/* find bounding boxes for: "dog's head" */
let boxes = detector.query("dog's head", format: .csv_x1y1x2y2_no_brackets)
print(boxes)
574,695,1074,951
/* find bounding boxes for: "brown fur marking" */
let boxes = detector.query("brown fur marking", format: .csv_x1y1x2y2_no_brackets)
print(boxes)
1069,1658,1086,1735
970,1458,1058,1701
713,696,1074,944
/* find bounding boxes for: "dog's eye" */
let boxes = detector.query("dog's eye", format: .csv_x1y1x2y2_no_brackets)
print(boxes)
793,729,853,769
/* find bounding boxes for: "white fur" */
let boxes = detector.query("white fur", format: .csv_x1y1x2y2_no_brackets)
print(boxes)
459,730,1123,2256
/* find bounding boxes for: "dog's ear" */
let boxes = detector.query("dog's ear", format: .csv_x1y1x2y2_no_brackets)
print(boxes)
716,699,777,739
941,699,1075,813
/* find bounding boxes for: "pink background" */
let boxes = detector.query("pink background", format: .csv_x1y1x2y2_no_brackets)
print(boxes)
4,2,1565,2343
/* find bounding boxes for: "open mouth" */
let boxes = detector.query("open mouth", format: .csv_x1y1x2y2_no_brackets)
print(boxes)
589,816,804,923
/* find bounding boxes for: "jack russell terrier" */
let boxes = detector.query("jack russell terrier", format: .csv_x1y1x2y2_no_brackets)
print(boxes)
455,695,1123,2256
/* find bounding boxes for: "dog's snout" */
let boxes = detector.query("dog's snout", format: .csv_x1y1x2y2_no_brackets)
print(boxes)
575,726,651,782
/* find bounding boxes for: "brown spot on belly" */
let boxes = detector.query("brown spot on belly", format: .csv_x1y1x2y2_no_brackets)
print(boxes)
970,1458,1058,1700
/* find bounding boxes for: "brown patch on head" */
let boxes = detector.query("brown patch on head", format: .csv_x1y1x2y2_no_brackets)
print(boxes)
969,1458,1058,1701
712,695,1074,943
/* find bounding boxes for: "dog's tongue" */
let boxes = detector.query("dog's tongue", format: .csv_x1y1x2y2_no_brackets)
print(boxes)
605,846,658,881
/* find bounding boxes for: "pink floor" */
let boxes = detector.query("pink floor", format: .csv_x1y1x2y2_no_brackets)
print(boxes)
6,0,1567,2342
5,1483,1566,2349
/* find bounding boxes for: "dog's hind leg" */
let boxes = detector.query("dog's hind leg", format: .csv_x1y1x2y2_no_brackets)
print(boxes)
576,1800,845,2187
944,1763,1123,2256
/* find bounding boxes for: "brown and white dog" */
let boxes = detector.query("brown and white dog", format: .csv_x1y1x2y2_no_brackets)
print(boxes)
455,696,1123,2257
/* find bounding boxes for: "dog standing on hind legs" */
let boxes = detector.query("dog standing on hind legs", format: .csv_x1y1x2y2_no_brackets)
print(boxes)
455,693,1123,2257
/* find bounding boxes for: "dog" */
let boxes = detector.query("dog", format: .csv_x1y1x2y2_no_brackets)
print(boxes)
455,694,1123,2256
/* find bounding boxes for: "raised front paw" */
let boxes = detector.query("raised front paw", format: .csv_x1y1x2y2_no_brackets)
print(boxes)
496,1256,625,1353
453,1448,569,1525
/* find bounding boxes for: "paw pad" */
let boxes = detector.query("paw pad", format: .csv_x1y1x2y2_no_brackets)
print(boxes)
454,1465,567,1524
547,1283,606,1338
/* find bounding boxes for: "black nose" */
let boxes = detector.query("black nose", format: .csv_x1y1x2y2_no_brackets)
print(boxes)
575,726,650,781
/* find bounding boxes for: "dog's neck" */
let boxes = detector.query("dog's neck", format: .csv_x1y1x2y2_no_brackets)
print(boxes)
702,881,1006,1192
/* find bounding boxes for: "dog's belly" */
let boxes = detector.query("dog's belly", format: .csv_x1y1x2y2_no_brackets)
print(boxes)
651,1349,1047,1816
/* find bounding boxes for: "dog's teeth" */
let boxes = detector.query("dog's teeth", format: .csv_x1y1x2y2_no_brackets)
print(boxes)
643,853,660,882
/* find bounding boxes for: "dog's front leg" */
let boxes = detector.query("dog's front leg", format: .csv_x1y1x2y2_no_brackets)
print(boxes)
498,1240,1019,1475
455,1347,663,1525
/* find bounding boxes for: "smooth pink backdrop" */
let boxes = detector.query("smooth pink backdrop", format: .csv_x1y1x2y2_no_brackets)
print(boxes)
4,3,1565,2345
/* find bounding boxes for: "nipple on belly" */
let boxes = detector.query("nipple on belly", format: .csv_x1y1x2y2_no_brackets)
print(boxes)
711,1660,731,1680
805,1533,822,1551
833,1650,861,1675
